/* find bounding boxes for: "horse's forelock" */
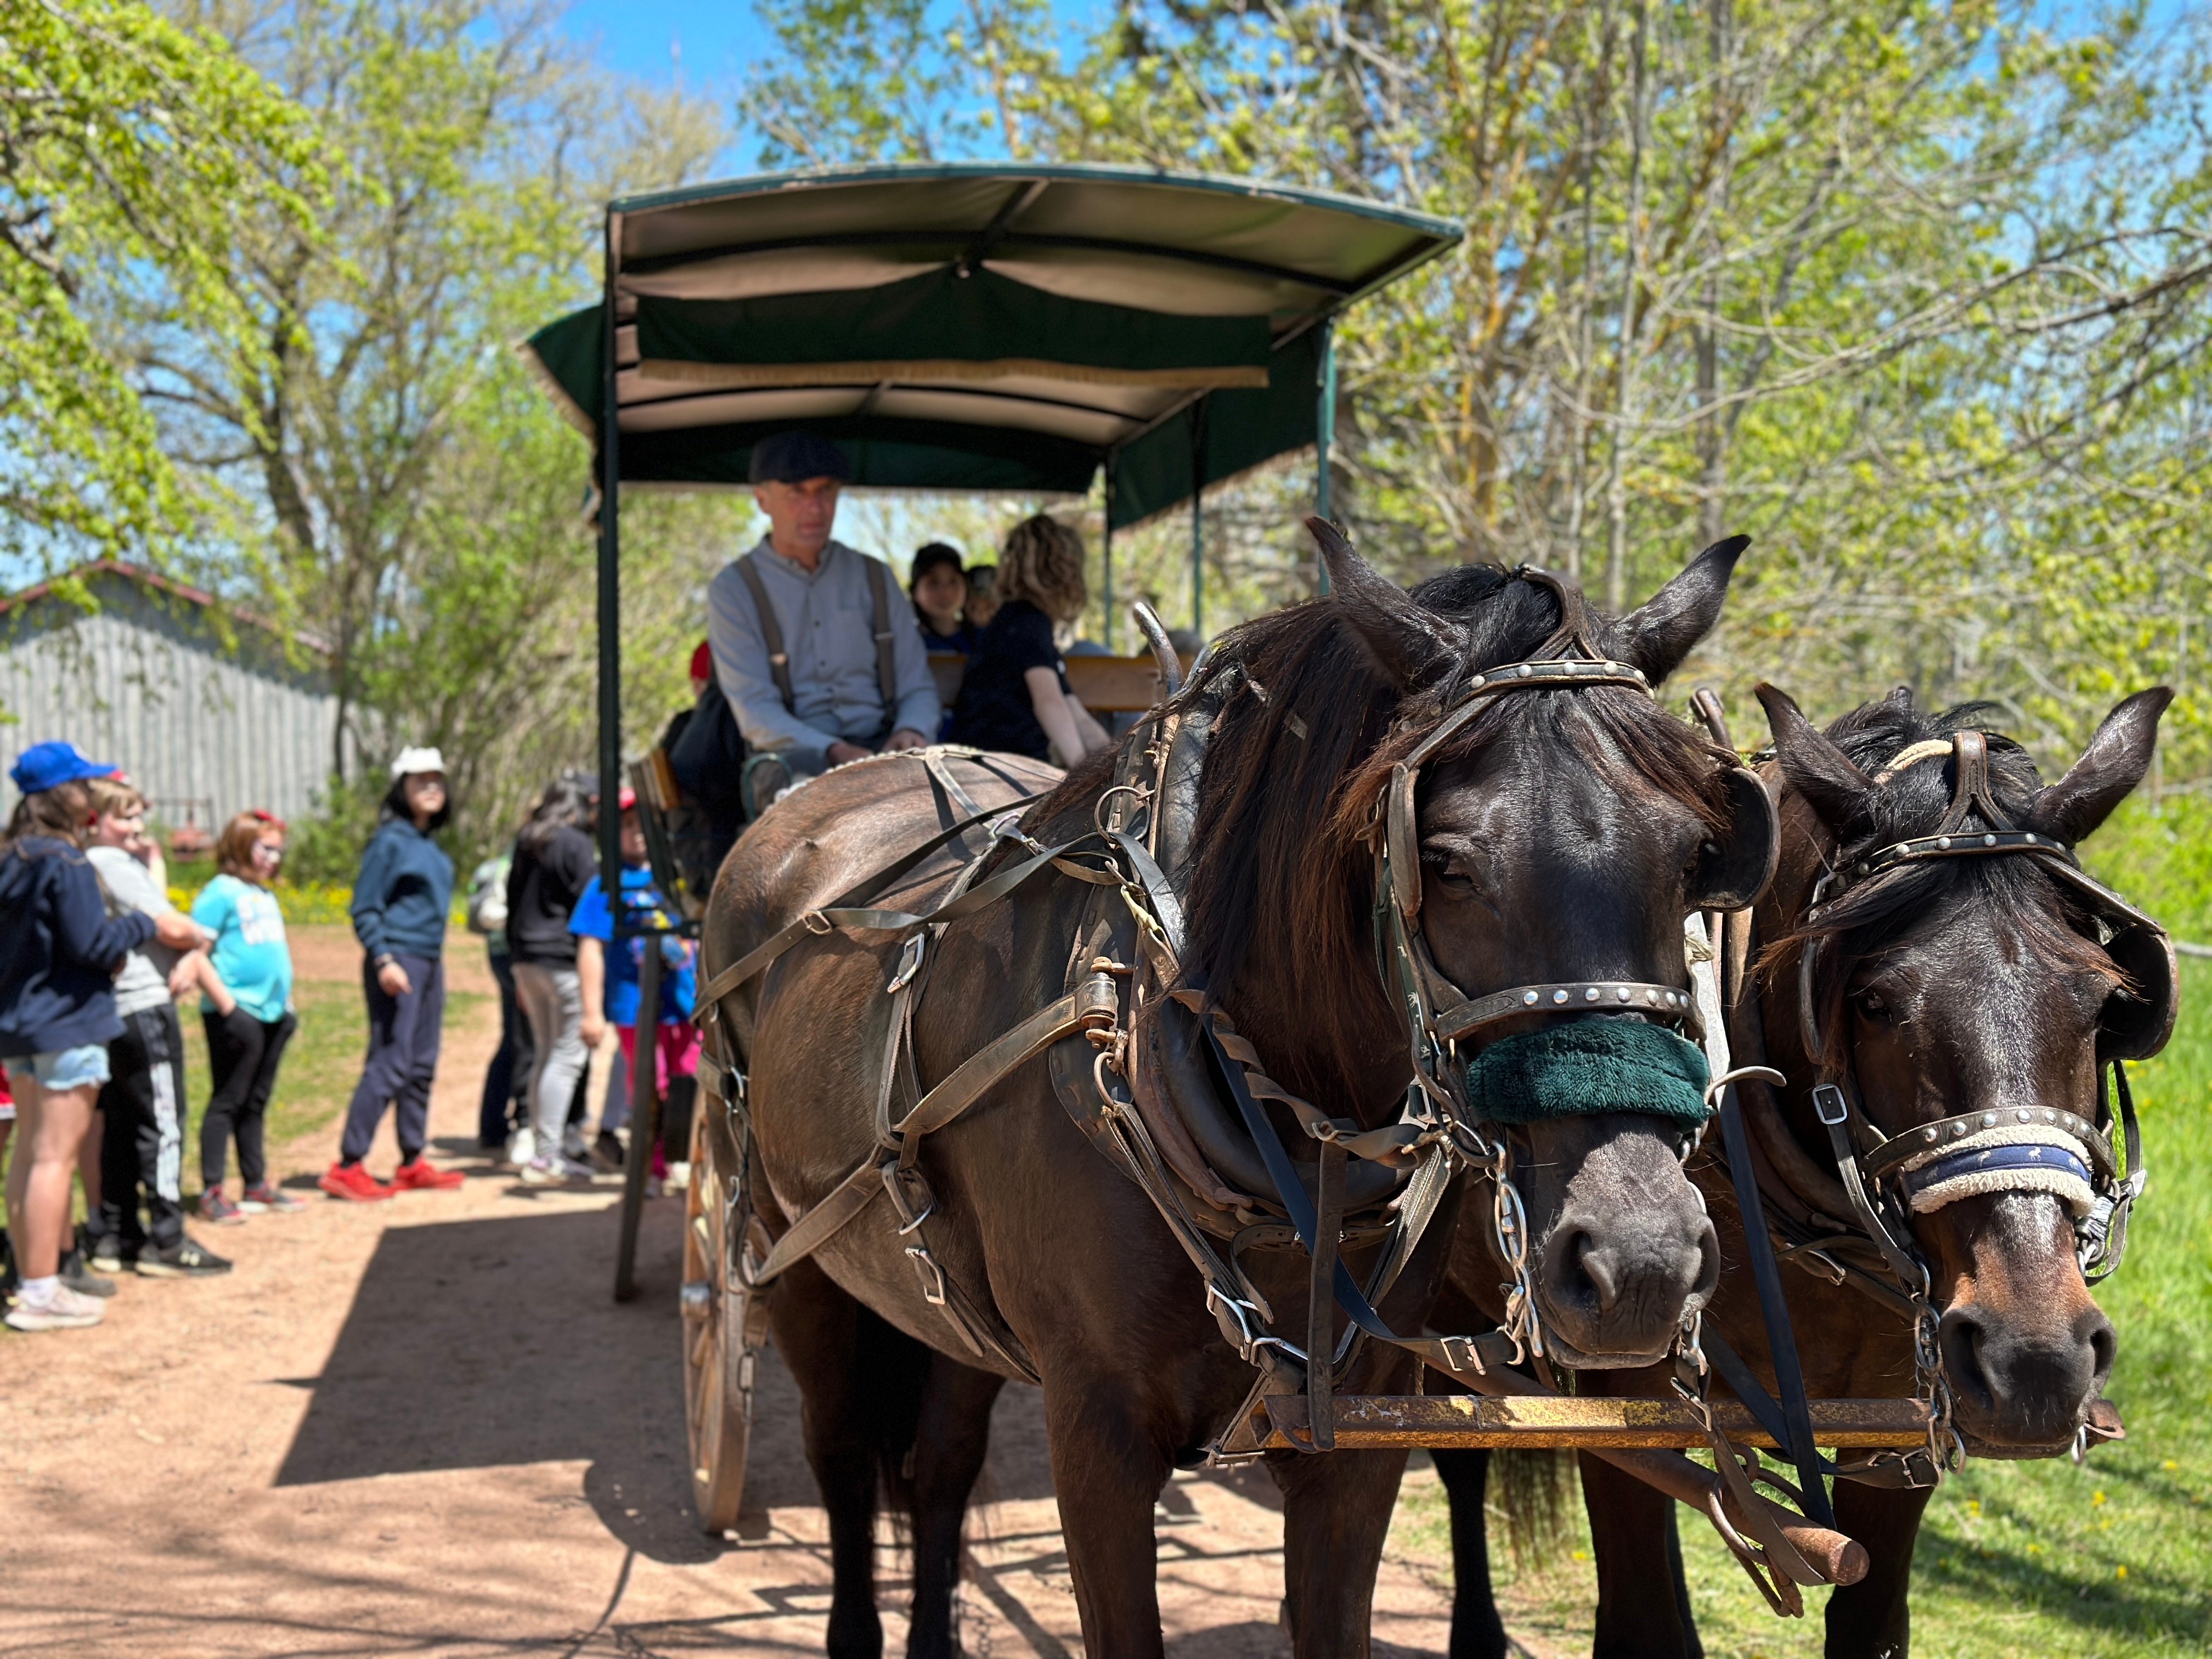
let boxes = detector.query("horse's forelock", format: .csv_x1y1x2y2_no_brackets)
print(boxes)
1178,574,1734,1076
1758,693,2125,1063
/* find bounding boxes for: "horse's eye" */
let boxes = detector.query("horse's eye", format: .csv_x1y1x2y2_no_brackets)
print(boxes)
1857,989,1891,1020
1421,850,1478,893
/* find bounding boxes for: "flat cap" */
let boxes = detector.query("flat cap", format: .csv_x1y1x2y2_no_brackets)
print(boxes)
749,430,851,486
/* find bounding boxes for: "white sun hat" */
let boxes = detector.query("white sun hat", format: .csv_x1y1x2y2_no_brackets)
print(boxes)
390,746,447,778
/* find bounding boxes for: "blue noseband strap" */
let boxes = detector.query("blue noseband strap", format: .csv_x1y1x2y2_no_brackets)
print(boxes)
1464,1018,1713,1127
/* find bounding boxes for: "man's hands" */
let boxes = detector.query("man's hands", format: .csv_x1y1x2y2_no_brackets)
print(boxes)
582,1013,608,1051
826,729,927,768
377,958,413,997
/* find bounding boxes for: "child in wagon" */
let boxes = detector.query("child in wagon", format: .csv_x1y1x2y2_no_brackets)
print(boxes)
570,787,696,1192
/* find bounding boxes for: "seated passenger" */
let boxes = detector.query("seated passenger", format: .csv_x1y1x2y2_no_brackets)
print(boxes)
962,562,1001,630
910,542,976,655
706,432,941,817
947,516,1112,766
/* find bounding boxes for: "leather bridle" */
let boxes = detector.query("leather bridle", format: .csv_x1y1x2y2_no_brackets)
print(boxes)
1371,567,1767,1124
1793,727,2164,1290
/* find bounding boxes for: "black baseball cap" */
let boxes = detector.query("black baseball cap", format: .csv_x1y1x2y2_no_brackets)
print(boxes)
749,430,851,486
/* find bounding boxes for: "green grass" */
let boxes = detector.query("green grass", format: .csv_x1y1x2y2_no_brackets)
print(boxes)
1387,960,2212,1656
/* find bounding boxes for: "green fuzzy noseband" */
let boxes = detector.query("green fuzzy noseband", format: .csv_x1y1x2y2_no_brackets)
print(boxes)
1464,1019,1713,1127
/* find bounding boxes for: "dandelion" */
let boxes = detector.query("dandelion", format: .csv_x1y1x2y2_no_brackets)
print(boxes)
2092,1489,2107,1506
2117,1565,2128,1580
2163,1460,2179,1472
1966,1498,1981,1516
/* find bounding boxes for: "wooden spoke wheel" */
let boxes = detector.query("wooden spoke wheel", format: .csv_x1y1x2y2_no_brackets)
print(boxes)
681,1103,768,1534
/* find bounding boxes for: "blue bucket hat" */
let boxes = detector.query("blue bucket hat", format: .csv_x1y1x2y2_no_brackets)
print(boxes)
10,740,119,795
749,430,852,486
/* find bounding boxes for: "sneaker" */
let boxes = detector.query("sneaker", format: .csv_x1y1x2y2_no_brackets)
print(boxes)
87,1235,136,1274
561,1128,590,1162
3,1282,105,1331
504,1127,536,1169
740,753,792,820
520,1154,592,1186
317,1161,394,1203
58,1246,117,1299
589,1130,627,1175
136,1237,234,1278
198,1190,245,1226
238,1184,306,1215
391,1157,465,1192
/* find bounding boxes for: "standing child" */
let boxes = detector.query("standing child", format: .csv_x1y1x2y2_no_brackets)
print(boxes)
84,776,230,1274
193,811,306,1223
1,742,199,1330
569,788,696,1188
325,749,464,1199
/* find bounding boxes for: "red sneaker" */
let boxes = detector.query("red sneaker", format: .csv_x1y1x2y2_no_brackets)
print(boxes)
318,1161,394,1202
391,1157,465,1192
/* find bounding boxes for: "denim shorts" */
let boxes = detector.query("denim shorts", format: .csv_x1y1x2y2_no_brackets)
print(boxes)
29,1045,111,1091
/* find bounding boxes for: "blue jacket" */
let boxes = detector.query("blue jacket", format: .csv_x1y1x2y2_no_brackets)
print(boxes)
349,818,454,961
0,837,157,1058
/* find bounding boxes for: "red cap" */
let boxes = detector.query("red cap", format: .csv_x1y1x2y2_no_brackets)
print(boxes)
690,641,713,682
618,786,637,811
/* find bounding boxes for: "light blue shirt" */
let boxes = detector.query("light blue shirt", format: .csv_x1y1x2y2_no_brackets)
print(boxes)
192,875,294,1023
707,538,941,777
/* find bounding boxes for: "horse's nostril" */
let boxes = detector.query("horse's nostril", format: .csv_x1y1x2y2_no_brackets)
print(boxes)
1690,1221,1721,1303
1575,1236,1620,1312
1938,1307,1995,1412
2084,1311,2117,1385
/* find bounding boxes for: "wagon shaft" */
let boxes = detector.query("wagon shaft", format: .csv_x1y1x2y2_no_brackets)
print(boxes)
1256,1394,1934,1451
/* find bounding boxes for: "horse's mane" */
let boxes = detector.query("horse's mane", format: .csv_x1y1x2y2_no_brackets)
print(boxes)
1167,566,1731,1086
1765,692,2123,1068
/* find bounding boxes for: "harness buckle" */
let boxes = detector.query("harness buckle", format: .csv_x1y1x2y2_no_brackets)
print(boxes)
802,910,833,935
886,934,927,993
904,1244,950,1305
1813,1084,1850,1127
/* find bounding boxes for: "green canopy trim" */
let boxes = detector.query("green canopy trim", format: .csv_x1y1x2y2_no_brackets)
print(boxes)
526,304,604,436
634,268,1271,390
1108,326,1324,531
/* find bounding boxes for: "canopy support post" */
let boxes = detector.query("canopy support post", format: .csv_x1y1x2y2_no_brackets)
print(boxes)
1102,453,1116,654
596,219,624,949
1190,402,1205,638
1316,320,1336,596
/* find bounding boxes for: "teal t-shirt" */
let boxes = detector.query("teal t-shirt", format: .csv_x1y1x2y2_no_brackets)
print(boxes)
192,874,295,1023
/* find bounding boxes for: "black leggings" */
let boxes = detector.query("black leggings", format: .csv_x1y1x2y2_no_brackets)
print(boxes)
202,1008,299,1188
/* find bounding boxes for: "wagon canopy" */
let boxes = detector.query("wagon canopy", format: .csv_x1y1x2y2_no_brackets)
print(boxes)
524,163,1461,529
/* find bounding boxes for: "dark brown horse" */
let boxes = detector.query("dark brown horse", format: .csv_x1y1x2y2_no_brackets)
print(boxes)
704,533,1768,1658
1438,683,2172,1659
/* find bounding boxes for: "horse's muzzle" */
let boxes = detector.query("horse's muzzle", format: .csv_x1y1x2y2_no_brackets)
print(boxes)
1939,1299,2115,1451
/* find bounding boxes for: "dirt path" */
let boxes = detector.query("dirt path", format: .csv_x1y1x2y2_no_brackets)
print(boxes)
0,968,1566,1659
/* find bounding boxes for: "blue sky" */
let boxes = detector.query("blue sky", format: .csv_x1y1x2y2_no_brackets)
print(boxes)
555,0,761,89
555,0,1103,95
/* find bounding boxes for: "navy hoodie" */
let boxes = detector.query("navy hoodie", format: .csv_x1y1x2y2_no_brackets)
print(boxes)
349,817,454,961
0,836,158,1058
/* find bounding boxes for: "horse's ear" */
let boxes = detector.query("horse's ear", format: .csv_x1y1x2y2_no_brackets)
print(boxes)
1306,517,1460,689
1612,535,1750,684
1756,683,1873,834
2027,689,2173,846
